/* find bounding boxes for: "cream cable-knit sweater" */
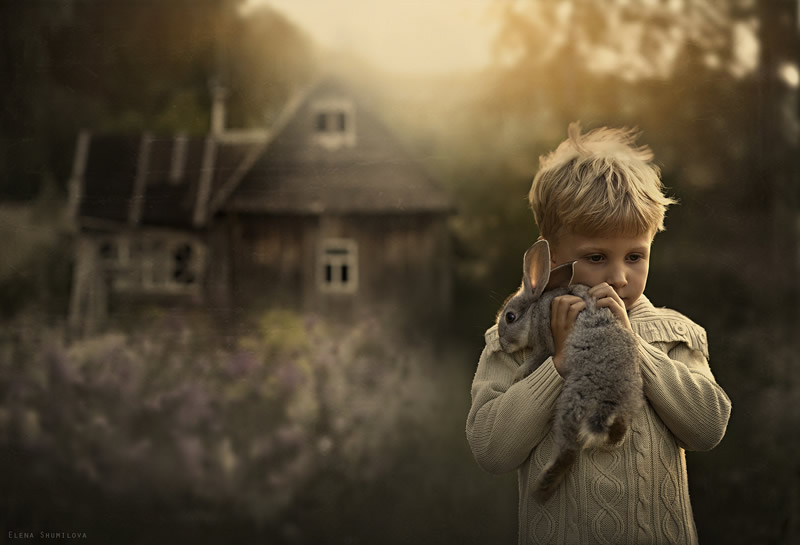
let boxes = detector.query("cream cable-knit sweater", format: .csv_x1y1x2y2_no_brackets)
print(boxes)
466,295,731,545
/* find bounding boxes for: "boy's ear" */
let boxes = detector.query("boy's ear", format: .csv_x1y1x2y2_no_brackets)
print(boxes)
545,260,575,291
523,240,552,298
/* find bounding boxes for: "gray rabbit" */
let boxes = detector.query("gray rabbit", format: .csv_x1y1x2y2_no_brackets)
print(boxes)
497,239,643,503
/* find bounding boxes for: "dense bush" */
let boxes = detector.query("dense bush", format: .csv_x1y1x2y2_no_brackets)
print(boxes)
0,310,439,541
0,201,72,320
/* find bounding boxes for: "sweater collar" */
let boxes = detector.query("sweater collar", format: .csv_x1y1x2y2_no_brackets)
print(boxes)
627,294,655,323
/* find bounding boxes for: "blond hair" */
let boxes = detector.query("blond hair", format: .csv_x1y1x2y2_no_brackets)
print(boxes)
529,122,677,240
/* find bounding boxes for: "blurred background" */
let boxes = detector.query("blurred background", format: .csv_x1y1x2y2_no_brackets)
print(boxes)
1,0,798,543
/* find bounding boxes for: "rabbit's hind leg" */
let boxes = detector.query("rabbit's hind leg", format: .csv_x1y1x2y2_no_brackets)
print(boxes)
606,415,629,445
580,401,623,447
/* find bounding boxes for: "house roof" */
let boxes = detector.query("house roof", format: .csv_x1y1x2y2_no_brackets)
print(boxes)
71,76,452,230
73,133,263,229
221,77,453,215
225,159,452,214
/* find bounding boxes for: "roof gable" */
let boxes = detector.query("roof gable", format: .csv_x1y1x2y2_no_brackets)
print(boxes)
222,77,452,214
70,76,452,230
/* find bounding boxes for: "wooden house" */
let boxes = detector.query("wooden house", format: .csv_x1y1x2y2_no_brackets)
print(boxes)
67,76,453,336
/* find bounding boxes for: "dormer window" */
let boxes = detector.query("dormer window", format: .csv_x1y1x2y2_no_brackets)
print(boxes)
316,111,347,132
311,99,356,150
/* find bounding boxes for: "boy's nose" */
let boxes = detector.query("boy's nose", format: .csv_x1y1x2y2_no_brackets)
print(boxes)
607,267,628,289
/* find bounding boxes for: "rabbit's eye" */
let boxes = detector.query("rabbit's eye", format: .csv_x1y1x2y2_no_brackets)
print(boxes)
505,311,516,323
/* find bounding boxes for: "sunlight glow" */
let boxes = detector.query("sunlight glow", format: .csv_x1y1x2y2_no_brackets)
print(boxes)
242,0,497,75
779,62,800,88
731,20,759,78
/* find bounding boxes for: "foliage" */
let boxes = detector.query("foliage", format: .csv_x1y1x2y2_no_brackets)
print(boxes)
225,4,320,128
0,198,72,320
370,3,799,542
0,0,319,200
0,310,440,541
1,1,798,542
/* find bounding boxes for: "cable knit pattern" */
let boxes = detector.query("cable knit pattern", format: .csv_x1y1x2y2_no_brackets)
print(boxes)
530,437,557,542
466,295,732,544
631,408,654,543
588,447,624,544
656,422,681,544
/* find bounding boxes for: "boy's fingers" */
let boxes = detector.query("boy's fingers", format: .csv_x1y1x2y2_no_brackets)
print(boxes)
596,296,633,330
567,301,586,322
590,283,624,306
587,283,606,296
553,295,584,307
589,283,615,298
596,296,622,312
552,297,572,315
552,296,586,326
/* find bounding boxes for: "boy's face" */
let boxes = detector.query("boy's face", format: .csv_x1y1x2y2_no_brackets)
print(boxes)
548,231,653,311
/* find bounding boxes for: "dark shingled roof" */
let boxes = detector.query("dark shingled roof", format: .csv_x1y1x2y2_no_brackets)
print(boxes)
139,136,205,228
74,76,452,228
79,135,141,223
226,159,452,214
222,77,453,215
76,133,263,229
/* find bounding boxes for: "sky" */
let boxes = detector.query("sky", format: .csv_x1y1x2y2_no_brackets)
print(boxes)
242,0,499,75
240,0,765,81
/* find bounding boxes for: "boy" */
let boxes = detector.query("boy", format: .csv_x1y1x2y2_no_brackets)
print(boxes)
466,123,731,544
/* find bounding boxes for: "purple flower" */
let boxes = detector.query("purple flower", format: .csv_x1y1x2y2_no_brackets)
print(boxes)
227,350,258,377
275,425,304,450
175,382,213,429
276,363,305,391
176,434,205,479
45,344,82,385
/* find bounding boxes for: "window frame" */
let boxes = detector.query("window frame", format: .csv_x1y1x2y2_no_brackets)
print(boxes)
96,233,206,295
310,98,356,150
317,238,358,294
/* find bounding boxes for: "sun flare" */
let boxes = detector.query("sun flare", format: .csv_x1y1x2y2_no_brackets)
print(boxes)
242,0,497,75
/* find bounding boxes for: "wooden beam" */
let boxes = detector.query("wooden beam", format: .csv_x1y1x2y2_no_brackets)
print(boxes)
67,130,91,225
193,136,217,227
128,132,152,226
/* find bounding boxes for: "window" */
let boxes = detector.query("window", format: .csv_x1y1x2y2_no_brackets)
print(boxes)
311,99,356,150
172,243,196,285
98,235,205,294
315,110,347,132
318,238,358,294
98,239,118,262
316,112,328,132
315,110,349,133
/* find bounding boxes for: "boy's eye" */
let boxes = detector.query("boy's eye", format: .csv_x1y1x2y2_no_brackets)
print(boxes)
587,255,604,263
628,254,643,262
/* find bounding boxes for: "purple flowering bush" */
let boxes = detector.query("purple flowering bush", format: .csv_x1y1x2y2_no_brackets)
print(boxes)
0,309,438,533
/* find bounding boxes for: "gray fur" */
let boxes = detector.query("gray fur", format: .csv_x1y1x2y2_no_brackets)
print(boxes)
496,239,643,503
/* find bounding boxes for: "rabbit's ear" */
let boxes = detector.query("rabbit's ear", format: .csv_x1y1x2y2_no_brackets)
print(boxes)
546,260,575,291
523,239,552,298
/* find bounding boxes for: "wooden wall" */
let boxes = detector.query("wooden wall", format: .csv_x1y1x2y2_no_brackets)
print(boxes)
216,212,451,325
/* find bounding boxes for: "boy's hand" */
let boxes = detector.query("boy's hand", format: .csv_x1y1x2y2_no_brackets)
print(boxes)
588,283,633,332
550,295,585,376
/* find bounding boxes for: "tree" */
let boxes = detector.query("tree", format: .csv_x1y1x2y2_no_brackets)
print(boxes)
756,1,800,292
0,0,72,199
0,0,319,200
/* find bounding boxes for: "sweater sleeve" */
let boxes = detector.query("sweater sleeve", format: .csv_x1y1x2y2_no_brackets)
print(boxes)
637,337,731,451
466,326,564,474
